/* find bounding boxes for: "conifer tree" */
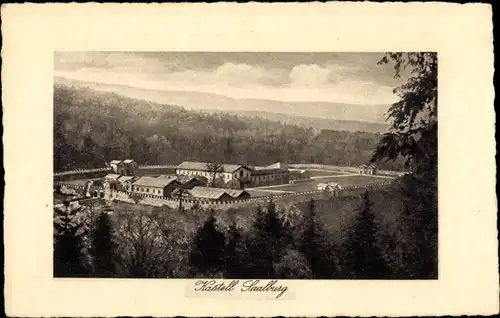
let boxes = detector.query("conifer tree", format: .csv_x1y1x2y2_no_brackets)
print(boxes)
372,53,438,278
265,199,288,255
300,198,338,278
91,212,117,277
53,202,89,277
189,210,226,276
223,222,249,278
246,205,272,277
247,200,288,278
342,190,387,279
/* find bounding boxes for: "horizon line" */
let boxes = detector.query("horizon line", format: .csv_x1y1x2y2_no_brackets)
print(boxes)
54,75,394,106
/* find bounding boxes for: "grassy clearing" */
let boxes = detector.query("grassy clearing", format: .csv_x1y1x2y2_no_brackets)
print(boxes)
260,182,318,192
253,175,395,192
308,170,349,177
317,175,394,186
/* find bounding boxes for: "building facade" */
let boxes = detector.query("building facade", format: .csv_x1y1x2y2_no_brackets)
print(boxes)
122,159,139,176
103,174,121,190
109,159,139,176
289,169,312,183
176,175,208,189
358,164,377,175
117,175,136,191
131,176,182,197
250,167,290,186
176,161,252,184
109,160,126,175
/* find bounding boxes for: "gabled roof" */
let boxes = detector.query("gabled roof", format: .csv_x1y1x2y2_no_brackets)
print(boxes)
177,161,250,173
360,164,376,169
188,186,234,200
110,160,122,164
225,189,250,198
123,159,136,164
156,174,177,179
117,175,135,182
104,174,121,180
176,175,208,183
133,176,179,188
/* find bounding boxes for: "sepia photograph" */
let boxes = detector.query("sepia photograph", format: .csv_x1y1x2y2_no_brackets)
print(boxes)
53,51,438,280
3,3,497,317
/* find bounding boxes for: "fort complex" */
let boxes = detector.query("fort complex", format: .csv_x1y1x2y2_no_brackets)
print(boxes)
92,160,314,201
54,159,398,210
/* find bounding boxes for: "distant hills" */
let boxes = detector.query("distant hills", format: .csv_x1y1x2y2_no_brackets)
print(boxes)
214,110,389,133
54,76,390,133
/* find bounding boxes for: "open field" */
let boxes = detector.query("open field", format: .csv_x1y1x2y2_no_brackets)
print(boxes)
307,169,348,177
252,174,395,192
255,182,318,192
314,175,395,185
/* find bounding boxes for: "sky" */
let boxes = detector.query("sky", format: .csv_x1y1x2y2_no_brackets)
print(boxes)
54,52,404,105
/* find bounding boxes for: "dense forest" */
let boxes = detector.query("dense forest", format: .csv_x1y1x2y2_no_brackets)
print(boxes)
54,84,404,171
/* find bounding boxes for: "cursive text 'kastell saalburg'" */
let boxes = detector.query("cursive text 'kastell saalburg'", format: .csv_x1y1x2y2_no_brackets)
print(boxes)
194,279,288,299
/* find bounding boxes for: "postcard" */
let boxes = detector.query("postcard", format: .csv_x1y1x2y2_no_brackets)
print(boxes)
2,2,497,317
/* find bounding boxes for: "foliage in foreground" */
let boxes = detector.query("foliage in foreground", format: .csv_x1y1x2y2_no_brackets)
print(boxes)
54,186,431,279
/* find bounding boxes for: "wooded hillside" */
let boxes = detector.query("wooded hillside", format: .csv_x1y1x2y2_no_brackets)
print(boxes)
54,84,404,171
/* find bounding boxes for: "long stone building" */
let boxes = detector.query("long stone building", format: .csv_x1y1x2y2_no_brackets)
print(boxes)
176,161,312,188
176,161,253,183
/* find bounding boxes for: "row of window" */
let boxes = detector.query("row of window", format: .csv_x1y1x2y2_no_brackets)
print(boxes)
178,169,287,181
251,174,288,181
131,186,163,195
289,175,309,180
180,170,234,179
179,169,251,178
